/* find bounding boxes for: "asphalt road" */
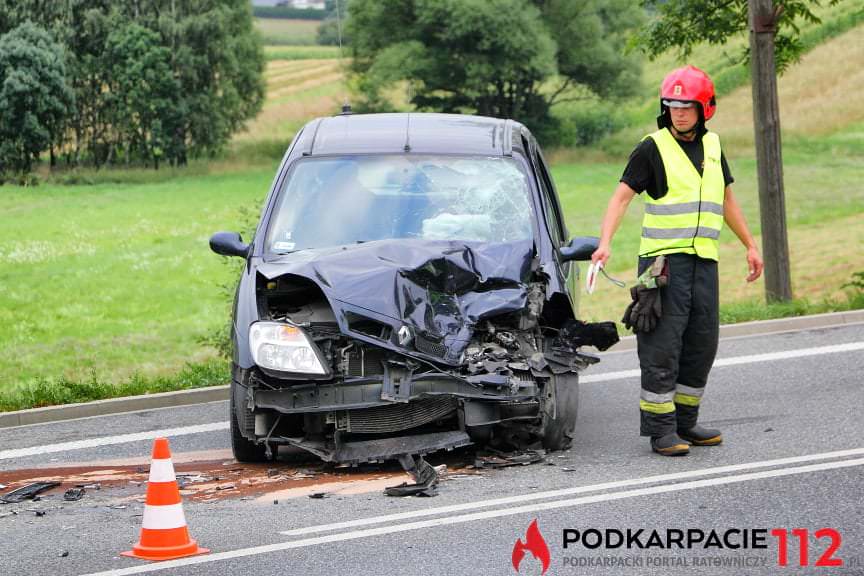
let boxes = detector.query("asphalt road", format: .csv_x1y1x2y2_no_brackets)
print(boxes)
1,324,863,576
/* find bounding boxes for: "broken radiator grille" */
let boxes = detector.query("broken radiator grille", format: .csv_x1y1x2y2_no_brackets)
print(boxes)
345,347,386,377
340,397,457,434
414,333,447,358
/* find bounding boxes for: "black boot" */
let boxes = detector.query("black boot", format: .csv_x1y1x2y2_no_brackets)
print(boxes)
678,424,722,446
650,433,690,456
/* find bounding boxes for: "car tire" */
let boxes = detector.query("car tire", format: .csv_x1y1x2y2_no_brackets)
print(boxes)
541,372,579,452
466,424,494,445
230,381,269,463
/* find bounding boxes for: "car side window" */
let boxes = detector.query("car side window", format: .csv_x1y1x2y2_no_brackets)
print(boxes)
532,148,565,247
536,150,568,241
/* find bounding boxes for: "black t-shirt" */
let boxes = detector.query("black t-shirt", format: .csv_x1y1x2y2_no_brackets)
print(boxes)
620,131,734,200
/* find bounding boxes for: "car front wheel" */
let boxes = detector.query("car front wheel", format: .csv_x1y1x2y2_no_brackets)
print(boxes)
541,372,579,451
230,381,269,463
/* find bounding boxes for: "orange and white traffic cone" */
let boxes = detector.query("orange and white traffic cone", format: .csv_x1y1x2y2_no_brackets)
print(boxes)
122,437,209,561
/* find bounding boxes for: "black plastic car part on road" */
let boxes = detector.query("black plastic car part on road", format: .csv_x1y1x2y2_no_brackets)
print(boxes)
210,112,617,466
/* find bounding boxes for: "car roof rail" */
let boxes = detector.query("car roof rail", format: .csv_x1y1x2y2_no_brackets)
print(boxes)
502,119,513,157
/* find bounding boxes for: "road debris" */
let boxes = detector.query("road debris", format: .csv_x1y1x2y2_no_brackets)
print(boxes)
59,551,69,558
63,487,86,501
0,451,479,505
385,454,439,497
474,449,545,469
176,473,214,483
308,492,329,499
288,470,317,480
1,481,61,504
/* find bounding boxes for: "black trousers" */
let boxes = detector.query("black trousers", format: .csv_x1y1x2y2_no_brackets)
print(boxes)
637,253,719,437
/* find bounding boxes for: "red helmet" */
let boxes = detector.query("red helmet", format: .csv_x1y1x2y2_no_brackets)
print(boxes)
660,65,716,121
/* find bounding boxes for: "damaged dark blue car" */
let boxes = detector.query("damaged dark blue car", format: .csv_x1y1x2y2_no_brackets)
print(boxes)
210,113,618,469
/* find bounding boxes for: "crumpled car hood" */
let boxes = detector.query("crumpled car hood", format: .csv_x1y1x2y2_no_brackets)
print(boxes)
257,239,536,364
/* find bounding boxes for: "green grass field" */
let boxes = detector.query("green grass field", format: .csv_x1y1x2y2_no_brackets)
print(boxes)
1,16,862,411
0,169,273,401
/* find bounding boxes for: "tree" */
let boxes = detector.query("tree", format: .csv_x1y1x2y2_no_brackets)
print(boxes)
317,0,350,46
105,22,180,169
0,0,266,170
535,0,643,105
634,0,830,302
162,0,267,162
635,0,832,72
346,0,643,136
0,22,72,176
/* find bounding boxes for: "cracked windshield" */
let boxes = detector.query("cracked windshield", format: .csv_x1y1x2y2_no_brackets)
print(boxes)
266,155,534,252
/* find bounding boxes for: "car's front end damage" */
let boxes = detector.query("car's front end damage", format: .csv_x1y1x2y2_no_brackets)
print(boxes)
211,114,621,480
232,239,618,465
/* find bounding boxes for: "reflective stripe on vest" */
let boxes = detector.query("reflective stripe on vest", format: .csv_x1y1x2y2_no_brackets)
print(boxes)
639,128,726,261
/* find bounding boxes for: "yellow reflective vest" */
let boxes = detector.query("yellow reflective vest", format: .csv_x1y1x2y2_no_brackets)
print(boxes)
638,128,725,261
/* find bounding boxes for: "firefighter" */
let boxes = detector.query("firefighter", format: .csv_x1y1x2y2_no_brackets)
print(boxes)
592,65,764,456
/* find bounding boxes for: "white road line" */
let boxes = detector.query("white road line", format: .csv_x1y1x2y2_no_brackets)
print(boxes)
582,341,864,383
80,455,864,576
280,446,864,537
0,422,228,461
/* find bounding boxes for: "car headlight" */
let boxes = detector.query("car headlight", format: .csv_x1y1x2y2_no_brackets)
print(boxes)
249,322,327,375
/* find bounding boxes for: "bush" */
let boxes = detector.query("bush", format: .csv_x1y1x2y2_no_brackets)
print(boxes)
199,201,264,360
317,16,348,46
548,101,631,147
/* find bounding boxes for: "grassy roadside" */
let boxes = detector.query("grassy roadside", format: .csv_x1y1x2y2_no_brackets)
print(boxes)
0,361,229,412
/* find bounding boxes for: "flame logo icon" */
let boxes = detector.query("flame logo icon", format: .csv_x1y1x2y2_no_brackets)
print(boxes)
512,519,551,574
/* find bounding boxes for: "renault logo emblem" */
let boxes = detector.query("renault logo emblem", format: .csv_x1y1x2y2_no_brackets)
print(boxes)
398,325,413,346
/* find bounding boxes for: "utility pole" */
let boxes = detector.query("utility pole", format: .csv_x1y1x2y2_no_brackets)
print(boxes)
748,0,793,302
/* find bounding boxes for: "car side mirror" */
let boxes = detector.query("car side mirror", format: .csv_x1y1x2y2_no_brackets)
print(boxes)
560,236,599,262
209,231,249,258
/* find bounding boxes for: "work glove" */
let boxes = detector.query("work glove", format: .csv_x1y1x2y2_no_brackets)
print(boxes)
622,284,662,333
621,256,668,333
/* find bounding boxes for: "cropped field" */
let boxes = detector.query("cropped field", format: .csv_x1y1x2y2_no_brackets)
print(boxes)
263,45,341,61
255,18,320,46
235,52,346,144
